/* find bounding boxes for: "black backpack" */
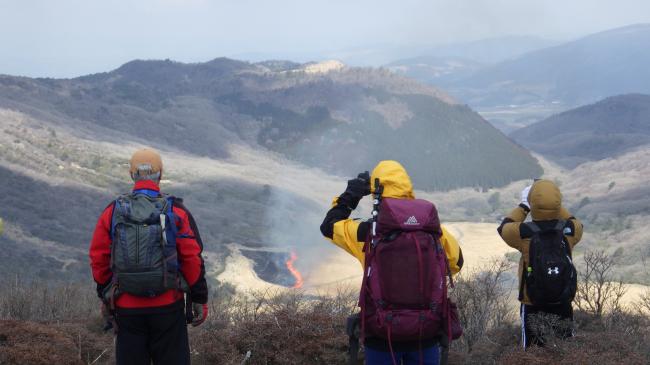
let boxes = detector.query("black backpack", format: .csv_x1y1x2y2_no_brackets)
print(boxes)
523,220,577,305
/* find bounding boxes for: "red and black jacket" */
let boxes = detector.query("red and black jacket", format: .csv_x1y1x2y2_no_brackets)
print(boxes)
89,180,208,311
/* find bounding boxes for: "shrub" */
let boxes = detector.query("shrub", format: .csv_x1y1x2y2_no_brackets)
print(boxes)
2,278,650,364
450,259,515,353
191,288,358,365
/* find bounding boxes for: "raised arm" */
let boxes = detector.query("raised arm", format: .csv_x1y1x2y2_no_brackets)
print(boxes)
497,185,532,252
320,172,371,265
559,207,583,248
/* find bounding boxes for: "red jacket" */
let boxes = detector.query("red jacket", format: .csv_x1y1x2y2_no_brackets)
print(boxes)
89,180,208,309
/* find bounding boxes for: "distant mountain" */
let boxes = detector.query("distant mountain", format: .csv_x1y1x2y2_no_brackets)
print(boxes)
387,56,484,86
0,57,541,190
510,94,650,168
453,24,650,107
428,36,558,65
386,35,555,87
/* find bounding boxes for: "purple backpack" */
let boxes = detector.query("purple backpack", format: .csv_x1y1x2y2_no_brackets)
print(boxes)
360,197,454,348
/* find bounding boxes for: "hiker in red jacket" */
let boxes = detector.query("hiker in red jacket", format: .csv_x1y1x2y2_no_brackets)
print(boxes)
89,148,208,365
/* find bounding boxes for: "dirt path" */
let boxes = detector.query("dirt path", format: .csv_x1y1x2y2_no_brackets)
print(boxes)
444,222,518,272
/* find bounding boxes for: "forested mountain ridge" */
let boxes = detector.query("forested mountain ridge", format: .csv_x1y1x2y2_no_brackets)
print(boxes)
0,57,543,283
510,94,650,168
0,57,541,191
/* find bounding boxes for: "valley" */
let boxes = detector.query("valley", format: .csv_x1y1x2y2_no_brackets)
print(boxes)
2,4,650,364
1,50,649,302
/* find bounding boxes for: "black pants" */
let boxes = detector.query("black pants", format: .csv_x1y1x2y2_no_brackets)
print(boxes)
520,302,573,348
115,307,190,365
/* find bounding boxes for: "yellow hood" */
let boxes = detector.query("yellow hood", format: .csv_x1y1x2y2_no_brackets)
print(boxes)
370,160,415,199
529,179,562,220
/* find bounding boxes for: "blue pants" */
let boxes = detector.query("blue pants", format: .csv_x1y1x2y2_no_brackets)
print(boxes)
365,345,440,365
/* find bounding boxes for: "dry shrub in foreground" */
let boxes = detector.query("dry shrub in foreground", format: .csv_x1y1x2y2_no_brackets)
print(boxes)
0,279,97,321
191,287,358,365
0,320,113,365
499,330,647,365
449,309,650,365
2,276,650,364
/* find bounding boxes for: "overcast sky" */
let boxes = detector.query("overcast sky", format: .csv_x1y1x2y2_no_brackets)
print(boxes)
2,0,650,78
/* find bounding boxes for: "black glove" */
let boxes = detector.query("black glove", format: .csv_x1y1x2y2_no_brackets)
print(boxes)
346,171,371,198
338,171,370,210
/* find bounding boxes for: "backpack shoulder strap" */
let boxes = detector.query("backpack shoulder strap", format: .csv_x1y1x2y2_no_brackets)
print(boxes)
524,222,541,234
553,219,573,257
432,233,455,288
523,221,540,299
161,195,178,239
110,195,130,240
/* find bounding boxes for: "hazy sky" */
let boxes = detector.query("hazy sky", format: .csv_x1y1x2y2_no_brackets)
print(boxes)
2,0,650,78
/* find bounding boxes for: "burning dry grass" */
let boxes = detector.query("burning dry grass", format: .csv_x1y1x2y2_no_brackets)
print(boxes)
285,251,304,289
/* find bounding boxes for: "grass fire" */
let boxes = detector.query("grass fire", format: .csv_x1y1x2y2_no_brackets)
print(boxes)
286,251,304,289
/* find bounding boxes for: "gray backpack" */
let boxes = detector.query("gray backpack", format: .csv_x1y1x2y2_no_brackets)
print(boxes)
107,192,187,300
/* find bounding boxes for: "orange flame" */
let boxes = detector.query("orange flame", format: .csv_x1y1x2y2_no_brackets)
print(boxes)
286,251,304,289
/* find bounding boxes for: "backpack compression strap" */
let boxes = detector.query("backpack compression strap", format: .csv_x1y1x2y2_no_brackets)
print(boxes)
519,222,540,301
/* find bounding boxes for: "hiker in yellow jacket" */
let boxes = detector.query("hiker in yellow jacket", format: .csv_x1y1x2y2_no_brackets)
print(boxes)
498,179,583,348
320,160,463,365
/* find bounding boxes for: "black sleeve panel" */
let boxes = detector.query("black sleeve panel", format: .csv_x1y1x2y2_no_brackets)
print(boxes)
497,217,514,236
320,189,363,235
519,224,533,239
174,199,204,250
356,221,370,242
173,199,208,304
96,280,110,299
457,247,464,270
320,203,353,239
190,266,208,304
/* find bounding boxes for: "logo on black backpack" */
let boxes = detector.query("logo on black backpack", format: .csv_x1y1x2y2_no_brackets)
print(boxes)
547,267,560,275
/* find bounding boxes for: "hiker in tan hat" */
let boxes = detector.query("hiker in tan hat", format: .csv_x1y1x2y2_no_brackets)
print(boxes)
498,179,583,348
90,148,208,365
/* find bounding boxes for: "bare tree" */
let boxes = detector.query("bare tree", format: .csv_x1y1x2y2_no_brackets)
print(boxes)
574,250,627,317
635,289,650,315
